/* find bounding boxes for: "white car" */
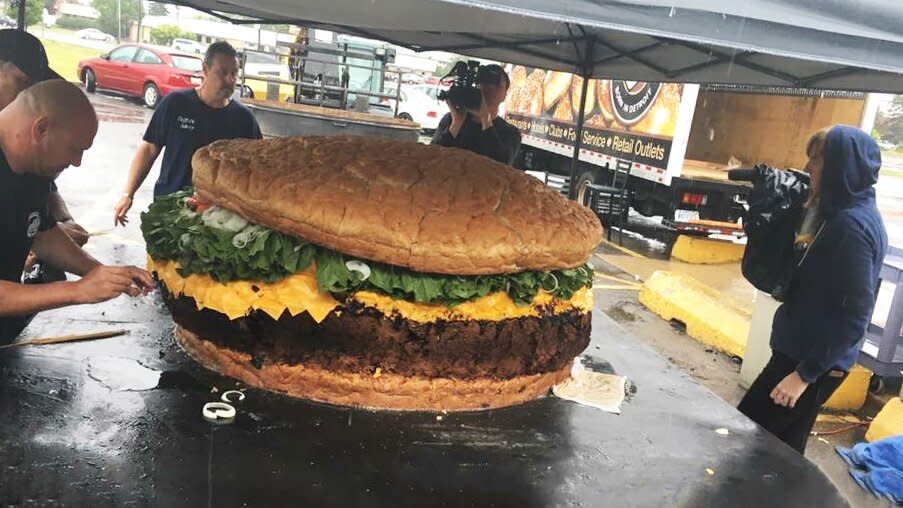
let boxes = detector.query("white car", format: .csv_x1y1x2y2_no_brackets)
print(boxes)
384,86,445,132
403,73,427,84
75,28,115,42
171,38,206,54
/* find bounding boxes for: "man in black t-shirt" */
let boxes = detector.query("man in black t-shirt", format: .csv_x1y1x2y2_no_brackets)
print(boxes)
0,81,153,344
431,64,521,165
0,29,90,281
113,41,262,226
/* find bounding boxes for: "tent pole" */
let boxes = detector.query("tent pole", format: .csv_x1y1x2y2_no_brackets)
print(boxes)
568,38,594,200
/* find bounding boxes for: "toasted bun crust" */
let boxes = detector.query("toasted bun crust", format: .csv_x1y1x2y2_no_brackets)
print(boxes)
192,136,603,275
175,325,572,411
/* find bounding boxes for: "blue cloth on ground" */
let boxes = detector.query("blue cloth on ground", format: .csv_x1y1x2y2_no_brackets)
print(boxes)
836,436,903,503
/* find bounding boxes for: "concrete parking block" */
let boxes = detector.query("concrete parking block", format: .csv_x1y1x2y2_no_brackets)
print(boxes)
639,270,751,358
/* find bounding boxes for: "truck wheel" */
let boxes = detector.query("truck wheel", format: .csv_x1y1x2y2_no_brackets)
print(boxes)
84,69,96,93
634,198,656,217
574,171,595,208
397,112,413,121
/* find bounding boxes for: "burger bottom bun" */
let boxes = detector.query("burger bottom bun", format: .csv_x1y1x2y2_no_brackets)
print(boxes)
175,325,573,412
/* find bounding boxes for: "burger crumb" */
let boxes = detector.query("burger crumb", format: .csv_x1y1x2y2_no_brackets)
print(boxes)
373,367,382,378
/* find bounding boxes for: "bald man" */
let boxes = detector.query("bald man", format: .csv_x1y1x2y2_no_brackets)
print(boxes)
0,80,153,343
0,29,90,281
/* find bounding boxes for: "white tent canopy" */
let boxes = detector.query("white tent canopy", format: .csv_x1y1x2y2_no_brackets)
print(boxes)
170,0,903,93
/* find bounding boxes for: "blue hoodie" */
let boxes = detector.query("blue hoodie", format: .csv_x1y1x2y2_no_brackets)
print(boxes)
770,125,888,383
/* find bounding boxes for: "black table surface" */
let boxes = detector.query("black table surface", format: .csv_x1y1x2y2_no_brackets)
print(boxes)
0,246,847,507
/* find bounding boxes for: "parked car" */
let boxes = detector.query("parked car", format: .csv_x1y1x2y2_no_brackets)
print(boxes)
409,84,447,103
238,50,293,102
75,28,116,42
0,15,16,29
78,44,203,108
382,86,445,132
171,38,206,54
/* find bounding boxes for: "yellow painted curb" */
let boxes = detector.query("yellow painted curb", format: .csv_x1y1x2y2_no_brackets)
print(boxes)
866,397,903,442
639,270,751,358
824,365,872,411
671,235,746,264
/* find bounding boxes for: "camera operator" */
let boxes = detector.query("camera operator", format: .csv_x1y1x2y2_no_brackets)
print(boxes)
431,64,521,165
737,125,887,454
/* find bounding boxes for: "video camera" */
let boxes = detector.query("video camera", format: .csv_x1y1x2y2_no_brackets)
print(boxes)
438,60,505,111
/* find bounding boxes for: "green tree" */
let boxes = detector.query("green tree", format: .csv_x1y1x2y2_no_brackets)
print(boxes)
6,0,42,27
875,95,903,146
150,24,193,46
92,0,140,40
147,1,167,16
434,60,455,78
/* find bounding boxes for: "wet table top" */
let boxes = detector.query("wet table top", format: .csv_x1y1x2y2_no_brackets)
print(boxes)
0,243,848,507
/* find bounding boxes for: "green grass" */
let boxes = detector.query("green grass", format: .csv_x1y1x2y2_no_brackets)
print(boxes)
39,38,105,83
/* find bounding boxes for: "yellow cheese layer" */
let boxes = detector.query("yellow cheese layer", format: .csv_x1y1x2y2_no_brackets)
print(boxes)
149,258,593,324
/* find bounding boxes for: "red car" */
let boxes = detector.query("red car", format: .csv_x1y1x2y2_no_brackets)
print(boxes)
78,44,204,109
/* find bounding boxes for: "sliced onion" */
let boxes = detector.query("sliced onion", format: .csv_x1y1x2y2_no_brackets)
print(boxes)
220,390,246,404
345,260,371,281
541,273,559,293
202,402,236,422
231,225,266,249
179,233,192,248
202,206,248,232
178,207,198,219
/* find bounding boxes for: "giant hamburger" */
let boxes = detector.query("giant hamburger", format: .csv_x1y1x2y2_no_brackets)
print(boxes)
142,136,603,411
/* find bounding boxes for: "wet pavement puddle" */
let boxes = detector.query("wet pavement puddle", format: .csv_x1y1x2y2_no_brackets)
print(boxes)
87,357,161,392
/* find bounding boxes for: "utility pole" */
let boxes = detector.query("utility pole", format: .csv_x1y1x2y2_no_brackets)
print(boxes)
15,0,25,31
136,0,143,42
116,0,122,42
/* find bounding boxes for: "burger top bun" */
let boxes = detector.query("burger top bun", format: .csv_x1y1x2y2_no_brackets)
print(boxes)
192,136,603,275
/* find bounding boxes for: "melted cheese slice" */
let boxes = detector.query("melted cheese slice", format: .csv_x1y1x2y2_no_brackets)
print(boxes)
149,258,592,324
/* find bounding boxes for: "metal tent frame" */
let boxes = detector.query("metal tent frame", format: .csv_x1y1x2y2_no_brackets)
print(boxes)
158,0,903,200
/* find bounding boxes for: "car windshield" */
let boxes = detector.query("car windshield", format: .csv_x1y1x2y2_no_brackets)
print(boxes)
171,55,202,72
245,52,279,65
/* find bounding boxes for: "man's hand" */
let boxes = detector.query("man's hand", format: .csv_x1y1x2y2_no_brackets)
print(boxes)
770,371,810,408
114,194,133,227
470,89,496,130
57,220,90,247
74,265,153,304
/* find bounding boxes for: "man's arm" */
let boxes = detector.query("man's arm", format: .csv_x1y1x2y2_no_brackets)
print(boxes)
114,141,162,226
46,190,89,246
46,188,73,222
31,226,100,277
0,263,154,317
0,280,81,317
796,221,880,382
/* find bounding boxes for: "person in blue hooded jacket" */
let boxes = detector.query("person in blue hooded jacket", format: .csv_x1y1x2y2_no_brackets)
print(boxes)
738,125,888,454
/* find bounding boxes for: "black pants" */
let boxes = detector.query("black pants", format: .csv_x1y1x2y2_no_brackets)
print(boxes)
738,351,848,454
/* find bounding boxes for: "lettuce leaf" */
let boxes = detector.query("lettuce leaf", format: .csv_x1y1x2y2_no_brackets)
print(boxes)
141,188,594,306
